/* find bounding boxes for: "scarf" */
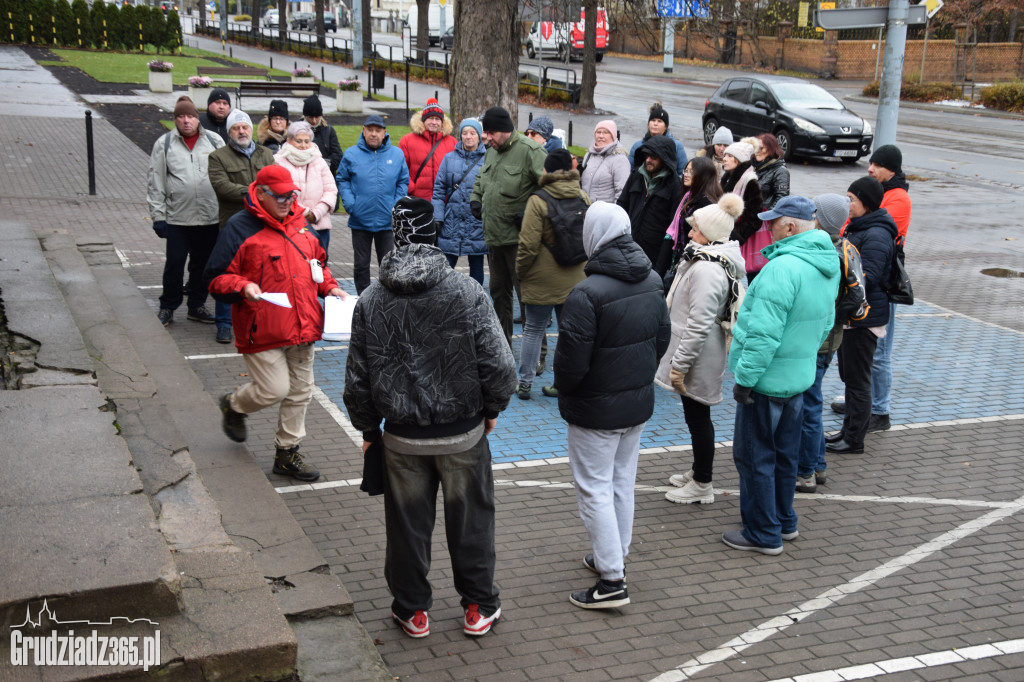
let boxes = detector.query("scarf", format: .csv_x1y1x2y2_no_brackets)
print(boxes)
588,140,616,155
882,173,909,193
229,138,256,158
278,142,319,167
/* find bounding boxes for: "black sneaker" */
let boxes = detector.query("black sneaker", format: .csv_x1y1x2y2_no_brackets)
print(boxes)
220,393,247,442
187,306,216,324
569,579,629,609
273,446,320,482
583,554,625,579
867,413,891,432
157,308,174,326
830,400,846,414
216,326,233,344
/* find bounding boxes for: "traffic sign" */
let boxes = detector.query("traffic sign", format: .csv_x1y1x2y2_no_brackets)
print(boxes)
815,4,927,30
656,0,709,19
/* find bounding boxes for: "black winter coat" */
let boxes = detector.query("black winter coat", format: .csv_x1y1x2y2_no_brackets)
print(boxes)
616,136,683,273
753,157,790,211
311,120,344,176
844,208,897,328
553,235,671,430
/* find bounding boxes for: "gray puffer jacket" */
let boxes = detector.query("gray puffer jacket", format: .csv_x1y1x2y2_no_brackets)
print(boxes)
343,244,517,440
655,240,746,405
580,141,631,203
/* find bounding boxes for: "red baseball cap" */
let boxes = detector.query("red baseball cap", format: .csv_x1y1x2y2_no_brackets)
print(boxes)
255,164,298,194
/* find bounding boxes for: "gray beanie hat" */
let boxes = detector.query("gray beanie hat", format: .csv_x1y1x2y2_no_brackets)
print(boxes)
526,116,554,140
712,126,733,146
813,193,851,235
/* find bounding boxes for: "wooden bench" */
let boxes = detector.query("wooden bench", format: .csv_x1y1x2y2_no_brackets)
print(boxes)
235,80,321,109
197,65,269,81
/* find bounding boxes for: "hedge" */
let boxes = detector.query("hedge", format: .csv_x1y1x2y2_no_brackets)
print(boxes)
980,81,1024,113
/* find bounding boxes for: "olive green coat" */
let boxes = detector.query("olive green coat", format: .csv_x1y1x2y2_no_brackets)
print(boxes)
470,133,547,247
208,143,276,227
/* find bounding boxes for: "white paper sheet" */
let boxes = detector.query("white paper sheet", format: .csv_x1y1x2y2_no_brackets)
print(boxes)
322,295,357,341
258,292,292,308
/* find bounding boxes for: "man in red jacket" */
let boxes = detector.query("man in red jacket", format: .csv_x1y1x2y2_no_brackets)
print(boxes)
205,165,347,481
399,97,455,200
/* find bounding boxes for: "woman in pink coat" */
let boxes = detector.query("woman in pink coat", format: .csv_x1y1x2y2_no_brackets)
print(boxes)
274,121,339,258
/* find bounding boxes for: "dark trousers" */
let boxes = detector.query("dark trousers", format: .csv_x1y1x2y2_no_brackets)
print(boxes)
159,223,219,311
383,435,499,618
837,327,878,448
315,228,331,262
351,228,394,294
487,244,517,346
445,253,484,285
682,396,715,483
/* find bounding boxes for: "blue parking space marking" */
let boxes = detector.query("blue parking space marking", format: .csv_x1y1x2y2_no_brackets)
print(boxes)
312,300,1024,464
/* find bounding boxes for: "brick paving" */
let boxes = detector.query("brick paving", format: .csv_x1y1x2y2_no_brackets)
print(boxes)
3,45,1024,682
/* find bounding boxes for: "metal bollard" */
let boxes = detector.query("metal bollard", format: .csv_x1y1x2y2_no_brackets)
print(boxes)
393,84,397,100
528,112,533,123
269,56,273,70
568,120,573,147
85,111,96,196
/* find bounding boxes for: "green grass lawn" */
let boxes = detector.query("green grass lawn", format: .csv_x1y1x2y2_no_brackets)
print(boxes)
40,47,291,85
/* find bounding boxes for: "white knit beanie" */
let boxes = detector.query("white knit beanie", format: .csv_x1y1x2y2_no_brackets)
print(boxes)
226,109,252,130
687,193,744,243
723,141,753,164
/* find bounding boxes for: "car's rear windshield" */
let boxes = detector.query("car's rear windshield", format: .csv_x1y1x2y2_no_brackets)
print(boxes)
772,83,843,110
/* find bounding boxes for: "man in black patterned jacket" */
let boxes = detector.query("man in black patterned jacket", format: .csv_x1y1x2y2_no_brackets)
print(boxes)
343,197,517,640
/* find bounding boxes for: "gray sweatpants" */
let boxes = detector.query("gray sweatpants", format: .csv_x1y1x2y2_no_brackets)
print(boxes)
567,422,645,582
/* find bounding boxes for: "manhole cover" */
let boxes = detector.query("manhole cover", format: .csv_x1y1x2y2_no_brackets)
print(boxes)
981,267,1024,278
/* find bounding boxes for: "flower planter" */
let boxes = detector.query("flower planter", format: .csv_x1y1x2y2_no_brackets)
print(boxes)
291,75,315,96
188,86,212,106
149,70,173,93
336,90,362,113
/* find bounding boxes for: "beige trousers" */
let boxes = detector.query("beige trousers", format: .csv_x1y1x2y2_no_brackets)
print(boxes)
230,343,315,449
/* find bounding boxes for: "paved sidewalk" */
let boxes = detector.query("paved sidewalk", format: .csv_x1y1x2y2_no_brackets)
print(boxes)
2,43,1023,682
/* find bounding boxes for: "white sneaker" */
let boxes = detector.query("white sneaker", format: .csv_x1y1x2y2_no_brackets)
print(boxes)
668,469,695,488
665,479,714,504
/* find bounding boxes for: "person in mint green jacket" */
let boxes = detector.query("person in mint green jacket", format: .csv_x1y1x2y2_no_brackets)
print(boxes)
723,195,839,557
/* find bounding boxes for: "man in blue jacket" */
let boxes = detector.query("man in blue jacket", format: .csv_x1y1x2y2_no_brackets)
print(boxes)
727,196,839,556
336,114,410,294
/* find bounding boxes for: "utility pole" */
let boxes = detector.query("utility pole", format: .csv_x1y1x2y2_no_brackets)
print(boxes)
353,0,362,68
875,0,909,147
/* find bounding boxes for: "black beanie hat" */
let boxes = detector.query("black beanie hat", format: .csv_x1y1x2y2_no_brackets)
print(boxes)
544,148,574,173
302,94,323,118
392,197,437,247
869,144,903,175
208,87,231,107
649,102,669,127
481,106,515,133
268,99,288,119
848,176,884,213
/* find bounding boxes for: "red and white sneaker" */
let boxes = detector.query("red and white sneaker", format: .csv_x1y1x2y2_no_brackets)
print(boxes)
463,604,500,636
392,610,429,638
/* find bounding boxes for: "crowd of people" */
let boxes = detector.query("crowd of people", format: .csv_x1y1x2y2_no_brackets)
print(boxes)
145,91,910,637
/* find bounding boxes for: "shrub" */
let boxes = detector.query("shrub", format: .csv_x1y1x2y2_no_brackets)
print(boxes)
981,81,1024,113
862,80,963,102
233,14,250,22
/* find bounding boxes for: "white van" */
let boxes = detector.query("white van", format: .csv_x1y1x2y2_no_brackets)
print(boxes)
526,7,608,62
405,2,442,45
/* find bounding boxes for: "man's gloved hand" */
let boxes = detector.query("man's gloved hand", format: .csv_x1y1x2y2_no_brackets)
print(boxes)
152,220,168,239
470,201,482,220
669,368,687,395
733,384,754,405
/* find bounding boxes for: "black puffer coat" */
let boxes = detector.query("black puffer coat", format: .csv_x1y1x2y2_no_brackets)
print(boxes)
753,157,790,211
553,235,671,430
616,135,683,272
844,208,897,328
344,244,517,439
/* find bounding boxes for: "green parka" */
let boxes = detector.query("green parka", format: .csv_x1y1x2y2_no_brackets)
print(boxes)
470,133,547,247
208,142,276,227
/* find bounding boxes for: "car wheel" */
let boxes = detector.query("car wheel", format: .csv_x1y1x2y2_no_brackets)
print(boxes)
702,117,719,145
595,53,604,63
842,156,860,164
775,128,794,161
526,43,536,59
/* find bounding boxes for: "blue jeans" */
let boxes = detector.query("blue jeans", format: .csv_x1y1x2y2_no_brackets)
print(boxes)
315,228,331,261
445,253,484,285
215,300,232,329
798,352,833,478
518,303,560,385
732,390,803,548
871,303,896,415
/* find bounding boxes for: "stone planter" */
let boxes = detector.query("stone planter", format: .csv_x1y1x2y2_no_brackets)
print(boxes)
148,70,173,93
336,90,362,113
188,86,212,107
291,75,315,96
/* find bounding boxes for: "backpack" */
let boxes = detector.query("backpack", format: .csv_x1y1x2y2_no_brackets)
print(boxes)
533,188,588,266
666,248,745,351
835,237,869,324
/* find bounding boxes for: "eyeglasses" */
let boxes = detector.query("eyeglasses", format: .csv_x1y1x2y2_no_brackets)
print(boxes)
262,187,297,204
683,169,693,175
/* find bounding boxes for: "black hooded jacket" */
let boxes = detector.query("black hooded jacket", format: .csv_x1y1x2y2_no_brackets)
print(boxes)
616,135,683,272
844,208,897,328
553,235,671,430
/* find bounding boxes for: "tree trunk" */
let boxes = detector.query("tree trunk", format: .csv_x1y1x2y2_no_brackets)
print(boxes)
361,0,371,61
450,0,519,123
277,0,285,44
250,0,258,42
315,0,325,47
578,0,597,111
416,0,429,64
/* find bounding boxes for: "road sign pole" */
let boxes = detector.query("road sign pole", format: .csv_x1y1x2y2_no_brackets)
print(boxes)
662,18,674,73
876,0,909,147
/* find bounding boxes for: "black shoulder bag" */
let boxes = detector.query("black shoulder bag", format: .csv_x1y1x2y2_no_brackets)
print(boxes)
445,156,483,204
413,137,445,184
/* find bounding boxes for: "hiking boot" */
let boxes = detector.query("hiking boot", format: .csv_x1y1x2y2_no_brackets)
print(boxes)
830,399,846,414
535,360,546,376
273,446,320,482
795,474,817,494
157,308,174,326
665,479,714,504
216,326,233,344
463,605,500,636
392,610,429,638
569,579,629,609
668,469,694,488
187,305,216,324
541,385,558,397
867,413,891,432
722,530,783,556
219,394,247,443
516,383,531,400
815,470,827,485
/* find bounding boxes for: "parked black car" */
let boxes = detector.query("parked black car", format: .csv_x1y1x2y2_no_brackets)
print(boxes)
440,25,454,50
702,75,873,163
290,12,336,32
